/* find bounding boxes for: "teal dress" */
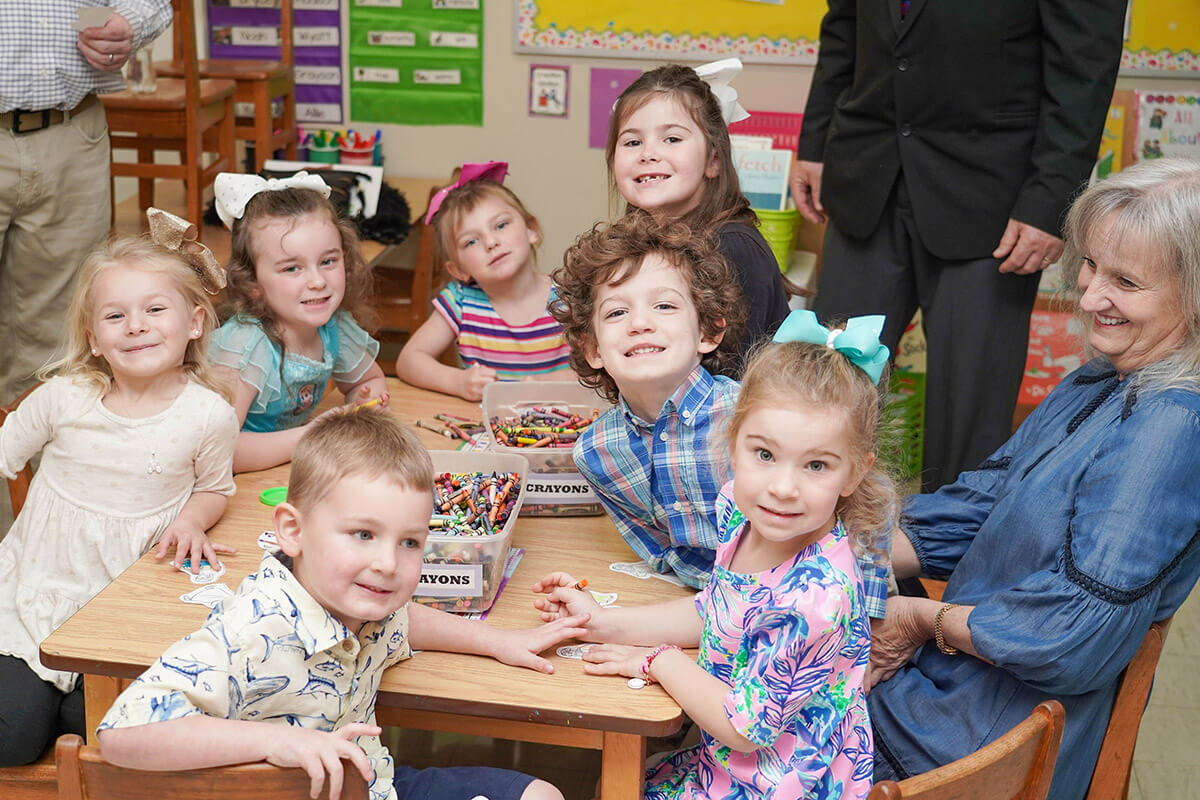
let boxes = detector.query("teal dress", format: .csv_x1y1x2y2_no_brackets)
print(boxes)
210,312,379,432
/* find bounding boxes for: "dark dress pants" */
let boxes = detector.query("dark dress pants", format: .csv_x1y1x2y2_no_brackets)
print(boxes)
813,177,1041,492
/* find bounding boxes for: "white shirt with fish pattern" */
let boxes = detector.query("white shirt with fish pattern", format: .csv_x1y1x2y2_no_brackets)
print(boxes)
99,553,412,800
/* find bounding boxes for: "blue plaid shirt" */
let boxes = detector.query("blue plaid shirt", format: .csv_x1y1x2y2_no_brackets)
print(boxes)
575,365,890,616
0,1,171,112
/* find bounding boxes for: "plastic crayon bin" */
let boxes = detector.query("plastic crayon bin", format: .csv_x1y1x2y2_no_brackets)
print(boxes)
411,450,530,614
482,381,612,517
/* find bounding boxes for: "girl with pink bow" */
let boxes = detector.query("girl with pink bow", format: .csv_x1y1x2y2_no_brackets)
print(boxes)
394,162,573,401
210,172,390,472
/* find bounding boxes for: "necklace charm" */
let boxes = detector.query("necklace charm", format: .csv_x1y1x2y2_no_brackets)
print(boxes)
147,452,163,475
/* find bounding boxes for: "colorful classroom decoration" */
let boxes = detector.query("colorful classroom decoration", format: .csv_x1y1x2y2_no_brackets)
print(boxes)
514,0,821,65
207,0,345,125
348,0,484,126
1135,91,1200,162
1121,0,1200,75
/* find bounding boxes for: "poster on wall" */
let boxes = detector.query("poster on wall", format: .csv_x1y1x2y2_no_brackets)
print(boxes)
514,0,821,65
1135,91,1200,161
207,0,344,125
349,0,484,127
528,65,568,117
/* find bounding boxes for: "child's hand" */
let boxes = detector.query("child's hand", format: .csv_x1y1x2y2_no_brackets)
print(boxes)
580,643,655,679
155,523,236,573
531,572,604,630
263,722,380,800
457,363,498,402
350,380,390,409
487,613,592,674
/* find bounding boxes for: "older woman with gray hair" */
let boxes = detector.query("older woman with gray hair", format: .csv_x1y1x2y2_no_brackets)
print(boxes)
866,158,1200,799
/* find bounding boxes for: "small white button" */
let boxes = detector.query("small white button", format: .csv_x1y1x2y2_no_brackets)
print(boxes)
627,677,646,690
659,432,668,442
673,501,682,511
681,409,692,419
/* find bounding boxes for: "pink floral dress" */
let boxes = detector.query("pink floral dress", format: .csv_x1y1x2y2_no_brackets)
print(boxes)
644,483,873,799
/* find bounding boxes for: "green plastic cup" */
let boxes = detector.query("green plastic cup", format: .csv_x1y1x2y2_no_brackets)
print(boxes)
306,144,339,165
756,208,800,272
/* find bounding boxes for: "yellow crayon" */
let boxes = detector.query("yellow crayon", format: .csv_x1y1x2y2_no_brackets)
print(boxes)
353,396,386,412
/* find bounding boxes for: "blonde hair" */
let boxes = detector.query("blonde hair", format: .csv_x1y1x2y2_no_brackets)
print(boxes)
731,341,898,559
428,179,540,279
39,236,231,403
288,410,433,512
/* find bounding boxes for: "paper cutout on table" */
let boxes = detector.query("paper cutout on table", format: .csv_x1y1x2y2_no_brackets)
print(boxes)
588,590,618,607
72,7,113,31
178,558,227,585
556,644,594,660
258,530,280,552
627,677,646,690
180,583,234,609
609,561,687,587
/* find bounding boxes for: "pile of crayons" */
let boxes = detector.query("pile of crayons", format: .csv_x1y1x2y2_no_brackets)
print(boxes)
299,126,382,151
430,471,521,537
415,414,484,443
489,406,599,448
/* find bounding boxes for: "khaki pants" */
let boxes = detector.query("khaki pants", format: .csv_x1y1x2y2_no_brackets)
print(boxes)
0,99,111,407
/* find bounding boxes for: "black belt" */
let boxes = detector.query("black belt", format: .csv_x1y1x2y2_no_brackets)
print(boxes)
2,94,99,135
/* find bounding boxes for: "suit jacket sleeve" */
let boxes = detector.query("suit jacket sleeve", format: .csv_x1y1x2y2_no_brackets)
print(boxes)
797,0,857,161
1008,0,1126,236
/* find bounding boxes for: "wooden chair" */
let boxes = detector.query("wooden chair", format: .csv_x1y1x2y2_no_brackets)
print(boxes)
0,748,57,800
54,734,368,800
156,0,297,172
0,383,37,517
102,0,236,224
1085,617,1173,800
867,700,1065,800
373,184,444,341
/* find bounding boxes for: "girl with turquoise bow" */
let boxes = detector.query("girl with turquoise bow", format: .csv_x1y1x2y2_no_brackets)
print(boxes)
533,309,897,800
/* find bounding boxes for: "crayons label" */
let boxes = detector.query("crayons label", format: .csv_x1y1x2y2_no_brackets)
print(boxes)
414,69,462,85
295,26,340,47
430,31,478,48
369,30,416,47
295,65,341,86
433,0,480,8
523,475,599,505
354,66,400,84
417,563,484,597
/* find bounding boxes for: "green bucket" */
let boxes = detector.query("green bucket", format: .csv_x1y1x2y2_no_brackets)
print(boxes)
756,208,800,272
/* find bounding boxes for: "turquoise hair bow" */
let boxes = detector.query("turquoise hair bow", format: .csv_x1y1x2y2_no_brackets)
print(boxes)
772,310,891,384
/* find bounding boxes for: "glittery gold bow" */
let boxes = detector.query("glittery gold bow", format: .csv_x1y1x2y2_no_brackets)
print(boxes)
146,207,226,295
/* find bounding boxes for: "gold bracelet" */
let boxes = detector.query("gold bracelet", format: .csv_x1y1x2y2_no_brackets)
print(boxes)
934,603,959,655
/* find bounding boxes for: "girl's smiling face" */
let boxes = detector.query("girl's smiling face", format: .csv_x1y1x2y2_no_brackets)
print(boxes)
612,96,718,220
251,211,346,337
446,195,540,287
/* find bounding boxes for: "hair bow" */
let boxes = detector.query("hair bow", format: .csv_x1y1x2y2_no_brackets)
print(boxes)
694,58,751,125
146,207,226,295
772,310,891,384
213,171,332,230
424,161,509,225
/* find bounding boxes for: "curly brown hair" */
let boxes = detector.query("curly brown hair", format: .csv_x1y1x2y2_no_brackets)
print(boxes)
731,340,898,560
223,188,376,341
428,179,540,280
550,212,746,404
605,64,754,230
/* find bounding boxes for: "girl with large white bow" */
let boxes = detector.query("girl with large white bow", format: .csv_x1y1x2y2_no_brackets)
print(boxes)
210,172,390,473
605,58,792,376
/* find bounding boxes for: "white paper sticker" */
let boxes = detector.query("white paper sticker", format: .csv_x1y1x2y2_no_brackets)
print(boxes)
295,65,342,86
356,0,404,6
72,7,113,30
296,102,342,123
523,475,599,505
231,26,280,46
229,0,280,7
414,69,462,85
295,26,339,47
430,31,478,48
417,563,484,598
433,0,480,8
368,30,416,47
354,66,400,83
294,0,339,10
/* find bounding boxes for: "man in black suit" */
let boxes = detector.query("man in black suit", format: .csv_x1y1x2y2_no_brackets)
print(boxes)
793,0,1126,491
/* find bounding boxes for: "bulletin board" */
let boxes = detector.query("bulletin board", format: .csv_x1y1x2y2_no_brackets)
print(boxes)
1121,0,1200,76
513,0,822,65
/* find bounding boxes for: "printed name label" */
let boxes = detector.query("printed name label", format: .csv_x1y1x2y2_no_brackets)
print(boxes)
430,31,478,48
354,66,400,84
294,26,339,47
356,0,404,6
295,65,341,85
230,0,279,9
523,475,599,504
294,0,339,10
296,102,342,123
417,563,483,597
414,69,461,85
230,26,280,46
433,0,480,8
368,30,416,47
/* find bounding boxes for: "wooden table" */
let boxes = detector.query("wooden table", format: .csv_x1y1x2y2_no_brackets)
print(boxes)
41,380,691,800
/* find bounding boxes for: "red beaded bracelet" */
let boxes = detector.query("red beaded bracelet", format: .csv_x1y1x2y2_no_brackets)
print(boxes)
641,644,681,684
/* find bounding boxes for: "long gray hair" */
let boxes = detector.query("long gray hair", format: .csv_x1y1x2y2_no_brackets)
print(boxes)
1059,158,1200,393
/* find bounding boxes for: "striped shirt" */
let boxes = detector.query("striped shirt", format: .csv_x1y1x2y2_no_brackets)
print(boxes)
0,1,171,112
574,365,891,615
433,281,571,379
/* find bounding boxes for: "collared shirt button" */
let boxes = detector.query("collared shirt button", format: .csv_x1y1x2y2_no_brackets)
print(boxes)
659,431,669,442
900,123,913,136
342,640,354,652
897,58,910,71
673,501,683,511
681,409,692,419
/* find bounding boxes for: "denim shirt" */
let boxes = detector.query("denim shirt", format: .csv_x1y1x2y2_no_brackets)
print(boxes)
870,359,1200,800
